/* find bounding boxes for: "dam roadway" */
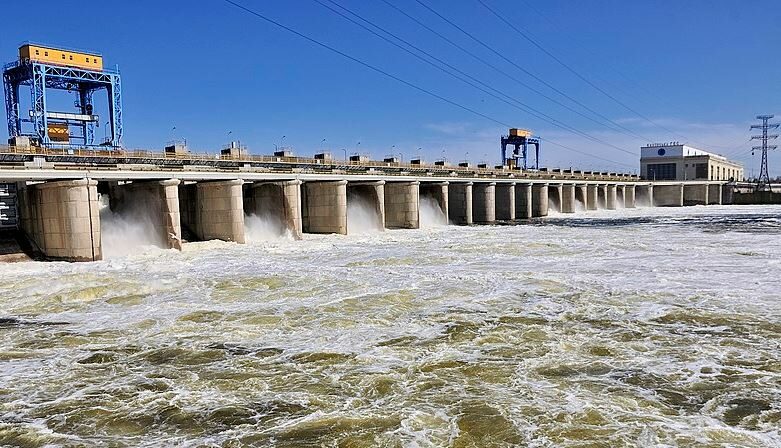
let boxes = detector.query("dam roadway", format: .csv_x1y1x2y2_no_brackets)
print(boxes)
0,146,729,262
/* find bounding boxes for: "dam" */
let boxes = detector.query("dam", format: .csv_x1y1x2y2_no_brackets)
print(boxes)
0,145,733,262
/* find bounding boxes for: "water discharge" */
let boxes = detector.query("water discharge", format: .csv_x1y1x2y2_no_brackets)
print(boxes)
347,195,382,234
244,213,290,242
98,194,165,258
1,205,780,447
419,195,448,227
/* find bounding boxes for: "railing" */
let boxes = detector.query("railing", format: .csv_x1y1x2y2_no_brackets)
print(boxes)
0,144,639,181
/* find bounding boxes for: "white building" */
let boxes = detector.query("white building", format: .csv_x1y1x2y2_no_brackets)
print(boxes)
640,143,743,181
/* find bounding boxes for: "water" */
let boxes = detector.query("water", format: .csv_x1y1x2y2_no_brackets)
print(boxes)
99,195,166,259
1,205,780,447
347,195,383,234
244,213,291,242
420,196,447,228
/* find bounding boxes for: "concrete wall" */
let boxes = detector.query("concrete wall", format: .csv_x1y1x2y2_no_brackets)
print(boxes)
561,184,576,213
112,179,182,250
302,180,347,234
624,185,636,208
245,180,303,239
184,180,246,243
448,182,473,225
495,182,515,221
532,183,549,217
17,179,101,261
683,184,709,206
515,183,532,219
707,184,722,205
606,184,617,210
473,182,496,224
654,184,684,207
420,182,449,222
586,184,598,210
384,181,419,229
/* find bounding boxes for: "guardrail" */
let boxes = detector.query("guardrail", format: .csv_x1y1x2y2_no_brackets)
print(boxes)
0,144,639,182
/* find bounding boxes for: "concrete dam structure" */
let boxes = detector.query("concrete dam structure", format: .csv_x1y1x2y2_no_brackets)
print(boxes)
0,158,730,262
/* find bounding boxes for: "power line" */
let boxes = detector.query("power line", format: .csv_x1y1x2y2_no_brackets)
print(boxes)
220,0,633,168
751,114,779,191
314,0,637,157
412,0,655,142
375,0,647,143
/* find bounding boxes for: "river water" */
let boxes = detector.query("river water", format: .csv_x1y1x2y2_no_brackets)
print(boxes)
0,205,779,447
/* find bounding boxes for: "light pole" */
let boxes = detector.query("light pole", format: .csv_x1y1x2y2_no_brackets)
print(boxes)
342,148,347,161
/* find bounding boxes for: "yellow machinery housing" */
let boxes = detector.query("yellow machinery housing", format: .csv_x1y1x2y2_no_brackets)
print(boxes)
47,123,70,142
19,44,103,71
509,128,531,138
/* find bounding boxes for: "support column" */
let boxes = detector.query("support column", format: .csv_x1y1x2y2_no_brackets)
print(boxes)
606,184,617,210
624,184,636,208
246,180,303,239
302,180,347,234
707,184,722,205
561,184,576,213
448,182,473,225
495,182,515,221
17,179,101,262
473,182,496,224
531,183,549,217
384,181,419,229
113,179,182,250
515,183,533,219
586,184,598,210
193,179,245,243
683,184,709,206
654,184,684,207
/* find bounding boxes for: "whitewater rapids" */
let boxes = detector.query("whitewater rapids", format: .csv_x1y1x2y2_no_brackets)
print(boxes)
0,205,779,446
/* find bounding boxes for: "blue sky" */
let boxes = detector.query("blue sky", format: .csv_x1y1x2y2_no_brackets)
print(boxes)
2,0,780,175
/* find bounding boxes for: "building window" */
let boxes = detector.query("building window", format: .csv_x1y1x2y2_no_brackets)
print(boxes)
69,55,73,60
44,51,48,56
35,50,39,55
647,163,677,180
86,57,90,62
62,54,66,59
695,163,708,179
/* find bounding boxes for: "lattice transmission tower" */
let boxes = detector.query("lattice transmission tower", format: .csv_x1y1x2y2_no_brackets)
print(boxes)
750,114,778,191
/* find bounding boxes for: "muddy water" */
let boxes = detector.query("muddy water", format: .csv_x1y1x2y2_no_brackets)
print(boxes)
0,205,779,447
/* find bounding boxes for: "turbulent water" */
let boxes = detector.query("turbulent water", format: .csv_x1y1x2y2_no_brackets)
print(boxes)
1,205,780,447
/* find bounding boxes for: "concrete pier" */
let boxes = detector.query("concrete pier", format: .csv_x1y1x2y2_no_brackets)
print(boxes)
420,182,449,223
515,183,533,219
17,179,101,261
624,184,636,208
636,184,653,207
495,182,515,221
707,184,723,205
531,183,549,217
245,180,303,239
347,181,385,232
654,184,684,207
606,184,617,210
384,181,419,229
586,184,598,210
448,182,473,225
560,184,576,213
683,184,709,206
302,180,347,234
181,179,245,243
473,182,496,224
548,183,563,213
112,179,182,250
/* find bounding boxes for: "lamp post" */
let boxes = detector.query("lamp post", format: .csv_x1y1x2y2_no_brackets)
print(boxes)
342,148,347,161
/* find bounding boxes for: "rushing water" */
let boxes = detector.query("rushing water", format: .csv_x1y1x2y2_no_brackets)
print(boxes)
1,205,780,447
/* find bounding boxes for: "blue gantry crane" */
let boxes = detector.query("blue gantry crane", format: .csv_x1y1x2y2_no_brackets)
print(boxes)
501,128,540,170
3,43,122,148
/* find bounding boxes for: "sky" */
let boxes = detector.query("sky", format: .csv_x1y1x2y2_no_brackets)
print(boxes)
2,0,780,176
